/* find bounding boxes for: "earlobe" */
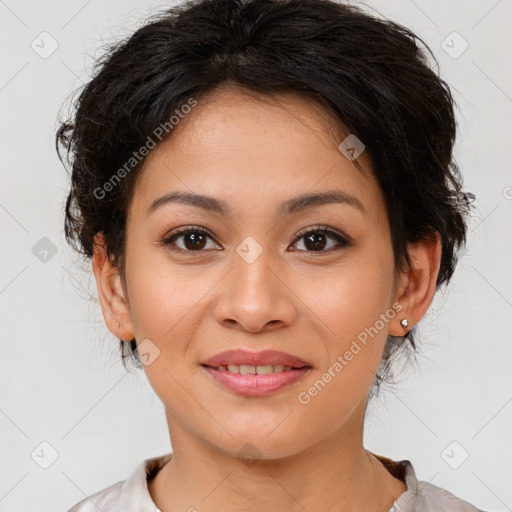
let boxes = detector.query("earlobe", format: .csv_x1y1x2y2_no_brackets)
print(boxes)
92,233,135,341
390,233,442,337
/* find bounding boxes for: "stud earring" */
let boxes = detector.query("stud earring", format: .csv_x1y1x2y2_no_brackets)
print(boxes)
400,318,409,330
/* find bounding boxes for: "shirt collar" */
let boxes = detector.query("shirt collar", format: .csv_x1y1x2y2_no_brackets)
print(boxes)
373,453,419,511
113,453,172,512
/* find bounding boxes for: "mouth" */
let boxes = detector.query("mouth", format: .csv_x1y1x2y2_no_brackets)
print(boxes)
201,349,312,369
200,349,312,397
202,363,307,374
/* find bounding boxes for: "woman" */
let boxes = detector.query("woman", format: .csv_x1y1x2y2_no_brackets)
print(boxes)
57,0,482,510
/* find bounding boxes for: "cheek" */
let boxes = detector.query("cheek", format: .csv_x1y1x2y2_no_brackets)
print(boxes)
291,269,395,430
294,253,395,408
298,255,395,350
124,259,212,404
124,250,209,340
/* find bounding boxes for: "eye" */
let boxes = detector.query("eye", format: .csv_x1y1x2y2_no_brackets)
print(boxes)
161,226,222,252
290,225,350,253
161,224,350,254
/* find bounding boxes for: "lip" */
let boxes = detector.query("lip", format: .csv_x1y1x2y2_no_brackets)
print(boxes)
201,349,311,369
200,349,312,397
202,366,311,397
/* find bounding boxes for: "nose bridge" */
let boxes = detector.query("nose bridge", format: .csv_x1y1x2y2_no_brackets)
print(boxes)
232,234,279,305
213,235,296,332
236,237,274,290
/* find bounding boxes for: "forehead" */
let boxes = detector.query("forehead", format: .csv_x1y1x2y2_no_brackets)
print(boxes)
129,85,387,229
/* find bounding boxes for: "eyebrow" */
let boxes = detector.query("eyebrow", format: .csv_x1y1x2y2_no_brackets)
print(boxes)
147,189,366,217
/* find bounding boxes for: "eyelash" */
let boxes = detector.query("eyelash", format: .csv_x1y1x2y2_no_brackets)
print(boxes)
161,224,351,254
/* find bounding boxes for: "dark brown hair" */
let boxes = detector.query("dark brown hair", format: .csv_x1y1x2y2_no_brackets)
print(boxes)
56,0,475,395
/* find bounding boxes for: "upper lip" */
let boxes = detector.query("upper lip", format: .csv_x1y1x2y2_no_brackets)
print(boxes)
202,349,311,369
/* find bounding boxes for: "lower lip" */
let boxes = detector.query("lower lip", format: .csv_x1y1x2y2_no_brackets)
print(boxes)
201,366,311,397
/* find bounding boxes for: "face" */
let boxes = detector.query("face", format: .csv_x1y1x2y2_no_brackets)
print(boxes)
107,86,408,459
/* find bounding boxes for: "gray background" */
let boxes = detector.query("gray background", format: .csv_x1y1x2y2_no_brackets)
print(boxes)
0,0,511,510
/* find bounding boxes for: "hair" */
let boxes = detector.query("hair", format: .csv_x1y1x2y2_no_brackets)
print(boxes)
56,0,475,396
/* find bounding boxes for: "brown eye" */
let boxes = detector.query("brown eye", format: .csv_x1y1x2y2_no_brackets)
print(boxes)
291,227,350,253
162,227,222,252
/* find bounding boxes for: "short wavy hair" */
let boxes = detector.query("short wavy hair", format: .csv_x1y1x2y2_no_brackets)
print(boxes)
56,0,475,396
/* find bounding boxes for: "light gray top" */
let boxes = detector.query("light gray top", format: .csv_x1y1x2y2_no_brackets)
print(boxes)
66,452,485,512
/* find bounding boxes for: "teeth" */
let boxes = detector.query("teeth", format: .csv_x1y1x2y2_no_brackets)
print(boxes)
220,364,293,374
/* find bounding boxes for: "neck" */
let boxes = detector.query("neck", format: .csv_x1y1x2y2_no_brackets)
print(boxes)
149,403,406,512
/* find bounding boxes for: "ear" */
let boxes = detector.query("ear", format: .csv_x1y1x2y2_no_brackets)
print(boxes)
389,232,442,336
92,233,135,341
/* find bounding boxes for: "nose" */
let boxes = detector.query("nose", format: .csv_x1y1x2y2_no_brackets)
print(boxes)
213,248,298,334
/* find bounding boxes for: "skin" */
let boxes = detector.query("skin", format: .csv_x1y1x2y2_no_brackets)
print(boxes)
92,84,442,511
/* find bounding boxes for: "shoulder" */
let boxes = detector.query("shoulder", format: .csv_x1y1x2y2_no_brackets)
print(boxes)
415,480,485,512
66,480,124,512
372,453,485,512
64,453,172,512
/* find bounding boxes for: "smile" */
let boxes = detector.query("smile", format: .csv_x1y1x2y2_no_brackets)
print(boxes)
201,364,311,396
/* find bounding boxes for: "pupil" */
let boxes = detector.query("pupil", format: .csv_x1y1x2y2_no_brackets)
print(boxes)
305,233,326,251
185,233,206,250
